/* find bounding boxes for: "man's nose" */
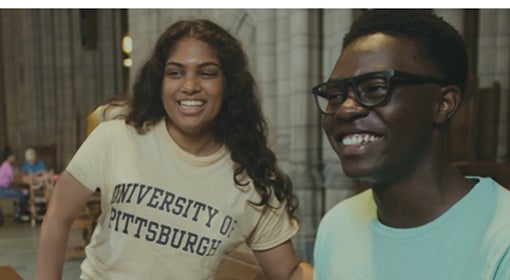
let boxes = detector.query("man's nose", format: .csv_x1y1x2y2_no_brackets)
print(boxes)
333,90,368,120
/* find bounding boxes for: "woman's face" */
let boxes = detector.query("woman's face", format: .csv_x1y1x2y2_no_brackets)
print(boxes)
161,38,225,141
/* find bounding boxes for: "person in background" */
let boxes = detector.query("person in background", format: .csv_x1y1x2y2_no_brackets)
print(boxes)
0,146,29,222
36,19,313,280
312,9,510,280
21,148,48,175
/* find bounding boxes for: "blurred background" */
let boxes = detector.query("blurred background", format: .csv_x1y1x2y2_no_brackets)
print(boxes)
0,9,509,271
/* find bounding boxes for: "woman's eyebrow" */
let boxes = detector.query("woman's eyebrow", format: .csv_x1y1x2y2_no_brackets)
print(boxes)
164,61,221,68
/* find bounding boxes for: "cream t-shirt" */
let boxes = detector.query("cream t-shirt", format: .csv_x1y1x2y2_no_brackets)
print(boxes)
67,119,298,280
86,104,128,136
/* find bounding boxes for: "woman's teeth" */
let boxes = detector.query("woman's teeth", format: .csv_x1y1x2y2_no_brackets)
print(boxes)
179,100,204,107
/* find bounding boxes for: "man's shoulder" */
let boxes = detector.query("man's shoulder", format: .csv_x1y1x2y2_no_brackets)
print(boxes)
320,189,374,226
477,176,510,203
329,188,372,210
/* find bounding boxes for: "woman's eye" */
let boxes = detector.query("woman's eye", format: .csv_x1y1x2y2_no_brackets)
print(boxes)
165,70,183,78
327,93,343,101
200,70,219,78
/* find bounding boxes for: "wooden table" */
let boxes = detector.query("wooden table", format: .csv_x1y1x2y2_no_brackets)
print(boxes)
0,266,22,280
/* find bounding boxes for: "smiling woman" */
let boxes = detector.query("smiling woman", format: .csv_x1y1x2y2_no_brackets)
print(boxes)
161,38,225,153
35,19,312,280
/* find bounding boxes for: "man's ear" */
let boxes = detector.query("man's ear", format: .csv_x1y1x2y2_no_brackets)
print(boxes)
434,85,462,124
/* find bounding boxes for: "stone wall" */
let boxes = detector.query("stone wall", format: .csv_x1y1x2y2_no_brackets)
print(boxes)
0,8,508,263
0,9,125,171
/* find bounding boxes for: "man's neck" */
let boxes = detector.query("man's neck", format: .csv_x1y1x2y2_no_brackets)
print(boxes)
370,166,475,228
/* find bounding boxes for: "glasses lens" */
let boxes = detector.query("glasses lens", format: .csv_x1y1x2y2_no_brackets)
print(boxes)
357,74,389,106
315,83,346,114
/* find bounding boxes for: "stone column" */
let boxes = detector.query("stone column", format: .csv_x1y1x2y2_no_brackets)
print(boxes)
320,10,357,212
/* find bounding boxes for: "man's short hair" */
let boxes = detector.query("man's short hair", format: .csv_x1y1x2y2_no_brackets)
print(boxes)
342,9,468,93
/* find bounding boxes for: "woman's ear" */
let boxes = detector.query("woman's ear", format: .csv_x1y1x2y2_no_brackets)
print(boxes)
434,85,462,124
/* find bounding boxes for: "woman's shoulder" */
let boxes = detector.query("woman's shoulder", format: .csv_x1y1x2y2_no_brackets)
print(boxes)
96,118,124,128
94,118,162,138
92,119,134,137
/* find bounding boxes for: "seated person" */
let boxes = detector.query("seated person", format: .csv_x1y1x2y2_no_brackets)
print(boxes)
21,148,47,175
0,146,29,222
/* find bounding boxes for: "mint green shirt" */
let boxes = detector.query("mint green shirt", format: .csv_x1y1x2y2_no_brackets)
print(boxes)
314,177,510,280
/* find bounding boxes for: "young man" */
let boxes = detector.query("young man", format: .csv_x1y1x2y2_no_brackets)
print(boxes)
312,10,510,279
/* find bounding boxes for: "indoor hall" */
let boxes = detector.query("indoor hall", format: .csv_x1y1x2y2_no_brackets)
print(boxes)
0,219,82,279
0,9,509,279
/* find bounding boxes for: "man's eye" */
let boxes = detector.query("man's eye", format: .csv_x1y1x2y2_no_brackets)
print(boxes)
366,84,388,91
327,93,343,101
359,78,387,91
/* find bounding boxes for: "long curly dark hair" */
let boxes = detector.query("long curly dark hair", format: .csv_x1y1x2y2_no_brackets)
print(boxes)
127,19,297,217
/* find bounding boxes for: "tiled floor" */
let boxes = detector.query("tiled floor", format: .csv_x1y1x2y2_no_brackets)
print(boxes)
0,216,270,280
0,216,83,279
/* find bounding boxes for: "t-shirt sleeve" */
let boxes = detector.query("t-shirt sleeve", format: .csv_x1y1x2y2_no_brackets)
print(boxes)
495,247,510,280
246,197,299,251
66,121,114,192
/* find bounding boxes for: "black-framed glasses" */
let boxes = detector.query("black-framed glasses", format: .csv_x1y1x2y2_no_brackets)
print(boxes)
311,69,449,115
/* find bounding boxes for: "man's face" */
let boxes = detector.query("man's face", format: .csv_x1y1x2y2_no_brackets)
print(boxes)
323,33,445,183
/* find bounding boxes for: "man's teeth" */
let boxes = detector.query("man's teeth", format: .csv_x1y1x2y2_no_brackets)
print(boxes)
342,134,379,145
180,100,204,107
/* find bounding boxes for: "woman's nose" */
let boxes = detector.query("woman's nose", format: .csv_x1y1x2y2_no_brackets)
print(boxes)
181,76,200,94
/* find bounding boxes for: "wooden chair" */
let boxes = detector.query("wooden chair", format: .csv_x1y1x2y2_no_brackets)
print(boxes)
448,81,510,189
26,171,55,227
65,189,101,259
33,144,58,173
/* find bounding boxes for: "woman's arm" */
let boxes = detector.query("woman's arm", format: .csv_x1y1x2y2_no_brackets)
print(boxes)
35,171,94,280
254,239,313,280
